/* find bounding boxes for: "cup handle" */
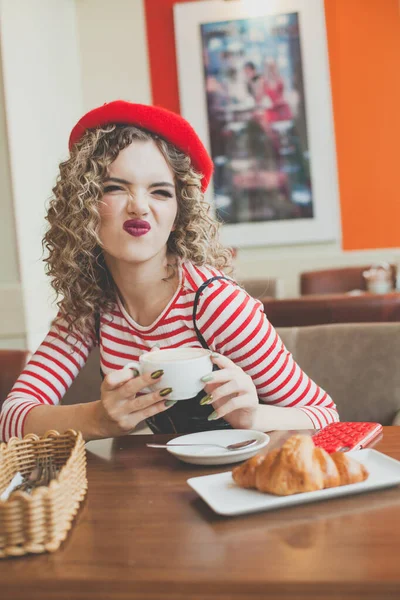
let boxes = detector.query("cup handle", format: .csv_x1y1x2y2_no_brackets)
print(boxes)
123,361,152,394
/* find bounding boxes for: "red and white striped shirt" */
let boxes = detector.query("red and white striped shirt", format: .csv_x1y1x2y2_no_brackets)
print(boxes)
0,262,338,441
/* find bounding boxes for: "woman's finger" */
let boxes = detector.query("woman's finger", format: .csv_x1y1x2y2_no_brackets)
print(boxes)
119,398,176,432
204,379,241,404
208,394,251,421
102,366,137,392
141,398,176,421
114,370,164,402
210,353,237,370
206,394,238,412
201,367,236,387
127,388,174,413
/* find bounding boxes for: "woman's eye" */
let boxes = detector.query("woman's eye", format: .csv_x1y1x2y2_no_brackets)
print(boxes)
103,185,123,193
153,189,173,198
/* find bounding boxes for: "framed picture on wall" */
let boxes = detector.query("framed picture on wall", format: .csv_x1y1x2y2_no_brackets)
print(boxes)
174,0,341,247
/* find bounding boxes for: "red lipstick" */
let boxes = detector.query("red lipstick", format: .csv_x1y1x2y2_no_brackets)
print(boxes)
123,219,151,237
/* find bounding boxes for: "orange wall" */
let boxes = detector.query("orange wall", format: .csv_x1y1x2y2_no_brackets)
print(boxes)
325,0,400,250
144,0,400,250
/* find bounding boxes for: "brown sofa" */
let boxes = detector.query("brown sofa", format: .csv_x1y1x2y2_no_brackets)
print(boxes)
60,323,400,427
300,265,397,295
277,322,400,425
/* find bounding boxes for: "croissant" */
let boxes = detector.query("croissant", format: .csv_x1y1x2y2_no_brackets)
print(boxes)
330,451,369,485
231,453,266,488
233,434,369,496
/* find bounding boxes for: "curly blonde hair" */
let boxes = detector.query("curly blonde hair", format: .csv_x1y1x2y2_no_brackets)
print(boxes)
43,124,232,335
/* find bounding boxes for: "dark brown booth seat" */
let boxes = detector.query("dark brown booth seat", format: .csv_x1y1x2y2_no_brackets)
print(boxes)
262,292,400,328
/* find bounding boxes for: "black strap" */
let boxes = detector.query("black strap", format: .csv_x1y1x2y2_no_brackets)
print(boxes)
192,276,232,349
94,311,104,379
94,311,101,346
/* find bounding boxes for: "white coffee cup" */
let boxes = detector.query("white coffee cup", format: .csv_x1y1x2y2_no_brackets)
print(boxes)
125,348,213,401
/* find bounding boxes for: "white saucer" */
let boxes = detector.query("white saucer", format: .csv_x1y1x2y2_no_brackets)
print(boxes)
166,429,270,466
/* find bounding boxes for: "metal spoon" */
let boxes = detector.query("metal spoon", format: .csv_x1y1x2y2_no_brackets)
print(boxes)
146,439,258,451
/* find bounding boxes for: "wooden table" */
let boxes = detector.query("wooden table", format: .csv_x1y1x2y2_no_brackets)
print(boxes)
2,428,400,600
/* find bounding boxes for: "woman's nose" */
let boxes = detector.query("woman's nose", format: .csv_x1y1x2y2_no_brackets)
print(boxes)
126,189,149,216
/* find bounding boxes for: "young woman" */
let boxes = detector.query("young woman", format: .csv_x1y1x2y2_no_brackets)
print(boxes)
0,101,338,442
256,59,293,124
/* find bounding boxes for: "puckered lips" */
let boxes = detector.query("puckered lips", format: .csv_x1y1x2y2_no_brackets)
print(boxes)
123,219,151,237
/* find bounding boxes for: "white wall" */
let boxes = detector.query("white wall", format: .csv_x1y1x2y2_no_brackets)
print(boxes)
76,0,151,110
0,51,18,285
0,0,83,351
0,41,25,348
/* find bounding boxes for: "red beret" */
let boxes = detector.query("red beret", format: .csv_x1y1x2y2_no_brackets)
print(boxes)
68,100,213,192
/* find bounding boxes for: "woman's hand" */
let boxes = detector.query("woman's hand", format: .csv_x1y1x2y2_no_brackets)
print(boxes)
201,353,259,429
96,366,175,437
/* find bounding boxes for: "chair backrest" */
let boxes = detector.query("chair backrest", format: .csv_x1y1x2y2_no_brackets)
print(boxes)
300,265,396,295
239,278,277,300
277,322,400,424
0,350,30,409
62,347,102,406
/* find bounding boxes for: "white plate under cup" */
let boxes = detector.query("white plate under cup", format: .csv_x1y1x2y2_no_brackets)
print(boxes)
166,429,270,466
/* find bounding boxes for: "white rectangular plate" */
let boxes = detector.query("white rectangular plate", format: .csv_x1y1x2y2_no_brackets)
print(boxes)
187,449,400,516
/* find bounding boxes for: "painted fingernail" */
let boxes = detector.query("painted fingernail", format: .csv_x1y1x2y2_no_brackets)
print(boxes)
201,373,214,383
207,410,219,421
159,387,173,397
165,400,177,407
211,352,219,358
130,368,139,378
151,369,164,379
200,394,213,406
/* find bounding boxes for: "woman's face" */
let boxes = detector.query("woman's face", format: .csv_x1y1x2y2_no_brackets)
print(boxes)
98,139,178,268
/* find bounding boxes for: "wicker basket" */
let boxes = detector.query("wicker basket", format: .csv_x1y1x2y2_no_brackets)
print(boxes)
0,429,87,558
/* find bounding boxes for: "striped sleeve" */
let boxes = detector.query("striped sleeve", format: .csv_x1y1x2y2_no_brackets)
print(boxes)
0,317,95,442
195,281,339,428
